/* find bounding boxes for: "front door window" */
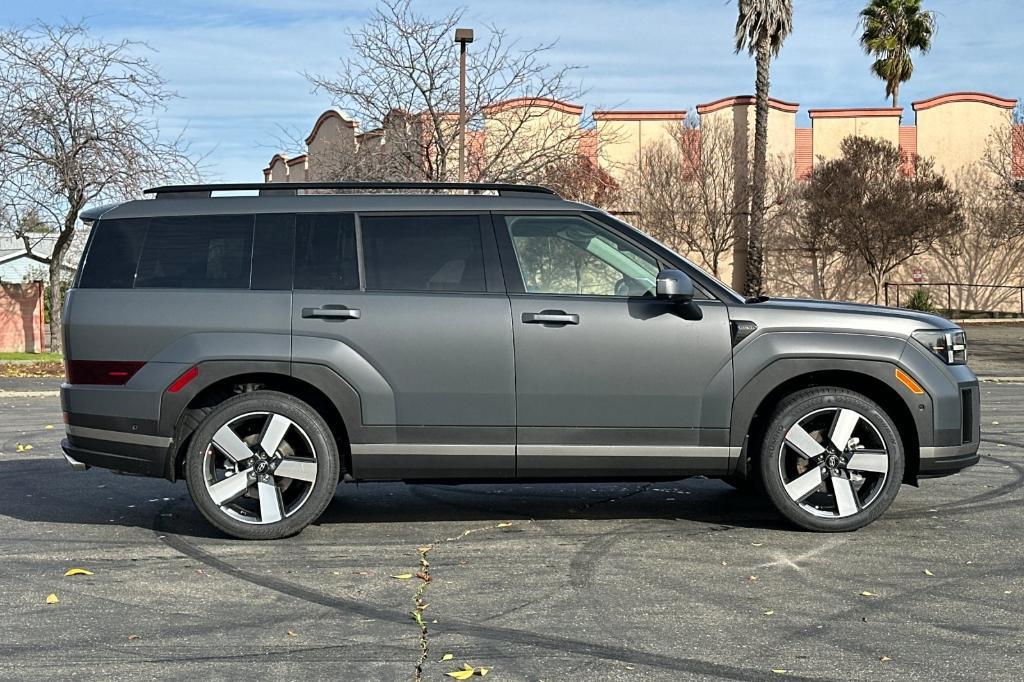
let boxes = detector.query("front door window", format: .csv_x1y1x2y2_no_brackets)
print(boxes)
505,215,659,297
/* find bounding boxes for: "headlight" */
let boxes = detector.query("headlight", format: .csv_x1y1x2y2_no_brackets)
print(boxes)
912,329,967,365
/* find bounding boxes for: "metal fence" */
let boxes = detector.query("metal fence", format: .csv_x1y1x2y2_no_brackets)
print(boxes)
884,282,1024,316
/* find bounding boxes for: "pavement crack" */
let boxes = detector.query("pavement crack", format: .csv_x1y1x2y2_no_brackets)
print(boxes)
411,544,432,682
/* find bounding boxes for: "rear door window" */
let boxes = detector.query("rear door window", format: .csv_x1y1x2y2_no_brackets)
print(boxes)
77,218,148,289
361,214,486,293
293,213,359,290
135,215,254,289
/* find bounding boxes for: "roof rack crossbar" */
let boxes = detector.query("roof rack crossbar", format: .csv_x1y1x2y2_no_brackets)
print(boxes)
144,181,559,198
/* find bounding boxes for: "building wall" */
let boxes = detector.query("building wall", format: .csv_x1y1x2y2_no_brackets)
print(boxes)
913,93,1017,176
0,281,45,353
593,111,688,182
807,108,903,161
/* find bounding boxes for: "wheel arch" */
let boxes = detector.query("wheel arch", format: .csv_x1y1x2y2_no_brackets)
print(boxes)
162,361,360,481
732,360,929,486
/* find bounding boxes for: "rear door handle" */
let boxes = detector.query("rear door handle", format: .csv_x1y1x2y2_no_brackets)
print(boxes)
302,306,361,320
522,311,579,325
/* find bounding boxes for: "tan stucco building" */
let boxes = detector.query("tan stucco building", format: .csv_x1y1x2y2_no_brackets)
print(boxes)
264,91,1023,305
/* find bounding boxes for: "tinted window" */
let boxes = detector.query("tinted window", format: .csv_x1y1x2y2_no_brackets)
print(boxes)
294,213,359,290
77,218,148,289
135,215,253,289
252,213,295,290
362,215,486,293
505,215,659,297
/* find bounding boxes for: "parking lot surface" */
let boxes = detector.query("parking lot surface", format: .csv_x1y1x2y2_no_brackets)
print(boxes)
1,380,1021,681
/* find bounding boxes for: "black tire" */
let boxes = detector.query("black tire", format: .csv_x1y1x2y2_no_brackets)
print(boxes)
185,390,340,540
760,386,904,532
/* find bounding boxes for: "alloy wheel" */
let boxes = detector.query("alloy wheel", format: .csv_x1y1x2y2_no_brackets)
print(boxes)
778,407,890,518
202,411,319,524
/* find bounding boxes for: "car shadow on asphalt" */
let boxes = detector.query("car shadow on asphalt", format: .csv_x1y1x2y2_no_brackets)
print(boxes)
0,456,797,539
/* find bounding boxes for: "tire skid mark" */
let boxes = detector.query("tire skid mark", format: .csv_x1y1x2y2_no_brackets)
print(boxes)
889,454,1024,519
153,511,833,681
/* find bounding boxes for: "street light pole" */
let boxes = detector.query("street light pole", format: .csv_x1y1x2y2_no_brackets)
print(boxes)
454,28,474,183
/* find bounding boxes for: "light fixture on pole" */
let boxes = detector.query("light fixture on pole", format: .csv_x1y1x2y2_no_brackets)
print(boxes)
454,27,474,182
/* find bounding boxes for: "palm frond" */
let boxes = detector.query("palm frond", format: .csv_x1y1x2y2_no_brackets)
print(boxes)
734,0,794,57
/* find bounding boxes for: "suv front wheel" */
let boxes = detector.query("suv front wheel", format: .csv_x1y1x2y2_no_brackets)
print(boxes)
184,391,340,540
760,387,904,532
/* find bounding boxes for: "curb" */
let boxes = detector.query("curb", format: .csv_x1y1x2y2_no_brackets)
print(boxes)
0,390,61,398
977,377,1024,383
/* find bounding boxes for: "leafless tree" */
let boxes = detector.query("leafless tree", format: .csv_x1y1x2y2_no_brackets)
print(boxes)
802,136,962,304
303,0,594,183
628,120,746,278
981,102,1024,239
0,22,202,352
931,165,1024,312
628,118,795,282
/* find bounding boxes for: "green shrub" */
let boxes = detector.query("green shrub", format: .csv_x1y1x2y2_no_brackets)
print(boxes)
904,287,937,313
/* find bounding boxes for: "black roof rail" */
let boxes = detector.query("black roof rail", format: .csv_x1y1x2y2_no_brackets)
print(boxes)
143,181,560,199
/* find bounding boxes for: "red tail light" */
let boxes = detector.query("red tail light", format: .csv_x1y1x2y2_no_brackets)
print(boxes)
66,360,145,386
167,366,199,393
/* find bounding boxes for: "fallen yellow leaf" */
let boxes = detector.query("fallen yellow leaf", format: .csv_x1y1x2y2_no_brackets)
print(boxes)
441,653,454,662
478,668,490,676
391,573,413,580
771,670,788,675
860,591,876,597
445,668,475,681
45,424,54,429
763,610,774,616
64,568,94,577
923,569,934,576
127,635,140,641
496,522,512,528
286,630,298,637
46,593,59,605
880,656,892,662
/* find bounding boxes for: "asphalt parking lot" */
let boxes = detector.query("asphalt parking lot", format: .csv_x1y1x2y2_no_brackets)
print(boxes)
1,379,1021,681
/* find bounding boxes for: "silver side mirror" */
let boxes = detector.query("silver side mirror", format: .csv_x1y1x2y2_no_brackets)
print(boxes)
656,269,694,303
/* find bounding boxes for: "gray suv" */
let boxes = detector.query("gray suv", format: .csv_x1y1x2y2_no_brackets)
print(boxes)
61,182,980,539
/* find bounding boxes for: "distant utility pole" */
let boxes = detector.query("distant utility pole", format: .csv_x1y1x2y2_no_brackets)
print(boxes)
454,27,474,182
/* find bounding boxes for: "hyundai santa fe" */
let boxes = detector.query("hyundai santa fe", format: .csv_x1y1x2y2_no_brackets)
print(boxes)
60,181,980,540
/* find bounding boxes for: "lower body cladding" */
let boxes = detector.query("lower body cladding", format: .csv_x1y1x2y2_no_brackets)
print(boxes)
61,425,172,477
349,444,737,480
917,380,981,478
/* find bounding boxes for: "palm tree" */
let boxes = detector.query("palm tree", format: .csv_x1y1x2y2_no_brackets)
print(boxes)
859,0,936,108
734,0,793,297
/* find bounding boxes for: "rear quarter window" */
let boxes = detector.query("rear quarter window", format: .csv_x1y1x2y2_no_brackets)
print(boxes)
77,218,148,289
134,215,254,289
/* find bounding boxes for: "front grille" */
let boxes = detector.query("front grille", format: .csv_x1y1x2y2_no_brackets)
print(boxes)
961,388,974,444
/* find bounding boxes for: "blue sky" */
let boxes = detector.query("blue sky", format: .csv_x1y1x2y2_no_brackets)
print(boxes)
5,0,1021,182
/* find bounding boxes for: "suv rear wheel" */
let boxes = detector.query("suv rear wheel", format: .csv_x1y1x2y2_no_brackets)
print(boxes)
760,387,904,532
184,391,340,540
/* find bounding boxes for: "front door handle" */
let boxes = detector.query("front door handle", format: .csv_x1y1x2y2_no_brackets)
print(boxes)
302,306,361,320
522,311,579,325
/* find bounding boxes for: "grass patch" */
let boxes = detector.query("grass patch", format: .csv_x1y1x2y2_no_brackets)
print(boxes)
0,352,63,362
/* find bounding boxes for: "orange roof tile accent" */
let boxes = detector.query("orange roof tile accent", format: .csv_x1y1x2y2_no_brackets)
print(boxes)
899,126,918,176
911,91,1018,111
305,109,357,145
696,95,799,115
482,97,584,116
592,110,688,121
807,107,903,119
579,129,599,162
794,128,813,180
